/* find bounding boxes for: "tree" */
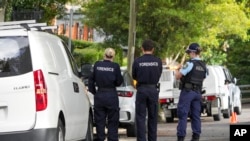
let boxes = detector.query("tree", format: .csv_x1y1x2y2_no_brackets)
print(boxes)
82,0,250,65
0,0,7,21
2,0,69,23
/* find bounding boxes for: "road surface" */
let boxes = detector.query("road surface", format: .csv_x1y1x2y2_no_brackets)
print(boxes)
116,102,250,141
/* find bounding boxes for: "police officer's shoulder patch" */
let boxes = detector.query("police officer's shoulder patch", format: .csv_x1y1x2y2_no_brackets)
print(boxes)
182,63,189,69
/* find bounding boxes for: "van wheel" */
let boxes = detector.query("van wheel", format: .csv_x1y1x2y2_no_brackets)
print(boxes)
126,123,137,137
166,117,174,123
206,102,212,117
85,114,94,141
213,114,221,121
57,119,65,141
223,109,230,119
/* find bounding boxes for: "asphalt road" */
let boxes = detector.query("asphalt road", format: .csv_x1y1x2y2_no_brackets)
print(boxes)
115,102,250,141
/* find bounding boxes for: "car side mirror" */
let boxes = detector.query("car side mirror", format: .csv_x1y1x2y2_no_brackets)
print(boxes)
233,77,237,84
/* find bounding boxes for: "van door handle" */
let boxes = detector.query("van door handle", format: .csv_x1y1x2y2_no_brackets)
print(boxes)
73,82,79,93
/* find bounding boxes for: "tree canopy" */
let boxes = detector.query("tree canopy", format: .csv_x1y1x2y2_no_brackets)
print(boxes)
82,0,250,65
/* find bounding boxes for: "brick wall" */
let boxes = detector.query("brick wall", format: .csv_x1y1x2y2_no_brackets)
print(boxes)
57,22,93,41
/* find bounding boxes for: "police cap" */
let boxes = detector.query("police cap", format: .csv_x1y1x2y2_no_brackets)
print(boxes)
185,43,201,53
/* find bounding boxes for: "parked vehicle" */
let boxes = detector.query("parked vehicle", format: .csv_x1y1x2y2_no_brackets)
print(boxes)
116,67,137,137
158,68,181,123
202,65,242,121
80,63,93,86
0,20,93,141
82,66,137,137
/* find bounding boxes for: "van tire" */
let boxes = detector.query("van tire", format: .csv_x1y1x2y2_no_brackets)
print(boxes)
57,119,65,141
206,102,212,117
166,117,174,123
223,109,230,118
126,123,136,137
213,114,220,121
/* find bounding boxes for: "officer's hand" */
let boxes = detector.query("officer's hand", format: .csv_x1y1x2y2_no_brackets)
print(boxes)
176,64,182,70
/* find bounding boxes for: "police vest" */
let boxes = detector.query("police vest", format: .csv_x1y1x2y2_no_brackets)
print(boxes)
181,60,206,86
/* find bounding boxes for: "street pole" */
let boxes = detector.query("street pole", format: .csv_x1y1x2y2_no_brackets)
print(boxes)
127,0,136,75
68,9,73,52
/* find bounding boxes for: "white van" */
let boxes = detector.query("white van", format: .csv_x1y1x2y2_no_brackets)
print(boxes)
158,69,181,122
0,20,93,141
202,65,242,121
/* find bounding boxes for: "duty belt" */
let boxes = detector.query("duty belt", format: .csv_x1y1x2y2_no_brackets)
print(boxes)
138,84,157,88
183,83,201,91
98,87,116,91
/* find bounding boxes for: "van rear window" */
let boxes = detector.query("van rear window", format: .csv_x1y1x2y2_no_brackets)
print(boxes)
0,36,32,77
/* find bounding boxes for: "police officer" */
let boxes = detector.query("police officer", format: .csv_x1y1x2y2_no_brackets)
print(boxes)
88,48,123,141
175,43,207,141
132,39,163,141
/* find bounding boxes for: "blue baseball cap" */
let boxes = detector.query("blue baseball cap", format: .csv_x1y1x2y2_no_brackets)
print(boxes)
186,43,200,53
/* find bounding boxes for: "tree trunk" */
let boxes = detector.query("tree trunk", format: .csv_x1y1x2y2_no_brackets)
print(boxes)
0,8,5,22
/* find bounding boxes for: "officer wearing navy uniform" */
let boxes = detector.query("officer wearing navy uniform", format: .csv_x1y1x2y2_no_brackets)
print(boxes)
175,43,207,141
88,48,123,141
132,39,162,141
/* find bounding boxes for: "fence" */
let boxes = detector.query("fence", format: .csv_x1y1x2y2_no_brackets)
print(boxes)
238,85,250,98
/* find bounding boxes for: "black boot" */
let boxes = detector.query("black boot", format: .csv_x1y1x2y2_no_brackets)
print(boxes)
177,136,185,141
190,134,199,141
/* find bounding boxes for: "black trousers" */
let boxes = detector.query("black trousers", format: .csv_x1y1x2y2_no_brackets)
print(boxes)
94,90,119,141
136,86,159,141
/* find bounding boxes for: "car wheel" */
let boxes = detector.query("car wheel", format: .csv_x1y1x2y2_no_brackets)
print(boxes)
234,95,242,115
85,114,94,141
57,119,65,141
126,123,137,137
234,106,242,115
223,101,230,119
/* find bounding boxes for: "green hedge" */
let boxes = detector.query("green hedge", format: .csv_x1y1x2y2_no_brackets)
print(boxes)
57,35,124,67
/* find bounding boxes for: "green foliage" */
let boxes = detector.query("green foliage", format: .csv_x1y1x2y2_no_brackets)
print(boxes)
74,47,102,65
5,0,68,23
73,40,95,49
82,0,250,64
70,39,124,66
226,36,250,85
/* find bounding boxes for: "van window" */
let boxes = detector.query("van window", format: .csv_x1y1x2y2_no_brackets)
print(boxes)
0,36,32,77
62,41,79,77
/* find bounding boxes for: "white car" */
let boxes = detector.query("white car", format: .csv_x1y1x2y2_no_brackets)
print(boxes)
85,66,137,137
202,65,242,121
117,68,137,137
0,20,93,141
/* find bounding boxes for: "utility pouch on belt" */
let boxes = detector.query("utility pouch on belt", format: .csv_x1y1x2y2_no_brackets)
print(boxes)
184,83,193,89
183,83,201,92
